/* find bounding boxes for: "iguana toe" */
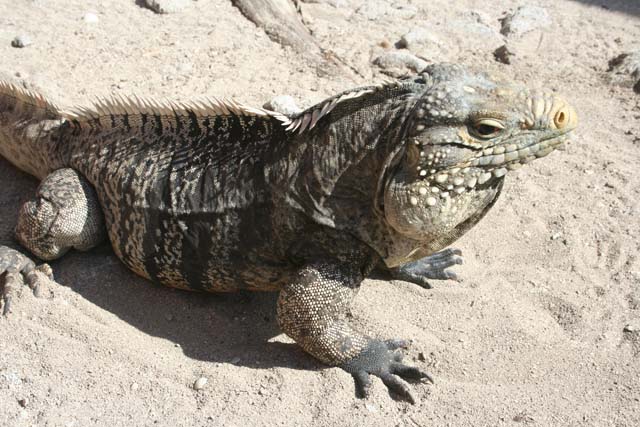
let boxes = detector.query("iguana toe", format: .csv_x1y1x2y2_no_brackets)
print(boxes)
0,246,55,316
392,248,463,288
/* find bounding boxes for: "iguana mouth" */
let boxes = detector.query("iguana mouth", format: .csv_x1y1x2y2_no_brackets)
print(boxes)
467,133,569,179
410,134,570,199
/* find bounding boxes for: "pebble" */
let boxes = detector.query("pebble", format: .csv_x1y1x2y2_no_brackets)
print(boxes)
11,35,32,48
608,51,640,92
550,232,563,241
365,402,378,413
373,51,428,74
500,6,552,38
18,398,28,408
263,95,302,116
83,13,99,24
494,45,515,65
623,320,640,332
396,28,441,50
142,0,189,14
230,357,241,364
193,377,207,390
130,382,140,391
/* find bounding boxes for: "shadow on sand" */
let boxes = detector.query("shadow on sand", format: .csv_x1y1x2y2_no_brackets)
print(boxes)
0,158,320,373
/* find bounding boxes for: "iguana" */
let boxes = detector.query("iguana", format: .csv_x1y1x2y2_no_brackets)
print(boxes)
0,64,577,403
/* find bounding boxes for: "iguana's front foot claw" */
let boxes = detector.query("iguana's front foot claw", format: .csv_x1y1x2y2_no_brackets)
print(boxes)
0,246,54,316
343,339,433,404
392,248,463,288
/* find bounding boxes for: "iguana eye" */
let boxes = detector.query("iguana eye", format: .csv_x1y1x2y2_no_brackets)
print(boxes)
470,119,505,139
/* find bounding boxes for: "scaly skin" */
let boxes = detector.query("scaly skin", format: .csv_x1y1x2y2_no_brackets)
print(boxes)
0,64,577,403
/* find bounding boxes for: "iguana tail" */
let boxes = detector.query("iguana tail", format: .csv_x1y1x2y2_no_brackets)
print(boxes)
0,80,63,179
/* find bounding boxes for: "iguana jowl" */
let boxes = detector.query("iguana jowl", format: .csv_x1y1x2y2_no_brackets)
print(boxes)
0,64,577,403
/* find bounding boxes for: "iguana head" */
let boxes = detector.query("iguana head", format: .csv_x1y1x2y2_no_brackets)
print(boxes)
382,64,577,258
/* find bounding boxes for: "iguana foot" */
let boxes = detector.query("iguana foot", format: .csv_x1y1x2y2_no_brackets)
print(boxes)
342,339,433,404
0,246,55,316
392,248,463,288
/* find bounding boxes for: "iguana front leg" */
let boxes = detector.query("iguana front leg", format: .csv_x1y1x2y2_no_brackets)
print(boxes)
1,168,106,315
277,261,433,403
391,248,464,288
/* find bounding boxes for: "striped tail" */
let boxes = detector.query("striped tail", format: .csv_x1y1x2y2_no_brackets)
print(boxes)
0,80,63,179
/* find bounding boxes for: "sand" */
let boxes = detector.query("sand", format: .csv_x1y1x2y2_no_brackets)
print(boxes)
1,1,639,426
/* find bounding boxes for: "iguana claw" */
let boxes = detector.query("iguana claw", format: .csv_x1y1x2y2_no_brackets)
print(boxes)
0,246,55,316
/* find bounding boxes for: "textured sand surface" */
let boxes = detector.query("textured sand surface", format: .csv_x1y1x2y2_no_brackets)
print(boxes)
1,1,639,426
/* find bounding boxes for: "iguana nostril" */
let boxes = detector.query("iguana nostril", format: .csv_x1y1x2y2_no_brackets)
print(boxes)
552,104,577,130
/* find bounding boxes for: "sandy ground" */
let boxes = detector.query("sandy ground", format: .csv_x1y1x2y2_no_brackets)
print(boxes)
1,0,639,426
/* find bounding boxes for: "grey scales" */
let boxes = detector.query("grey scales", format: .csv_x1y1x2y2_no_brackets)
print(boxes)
0,64,577,403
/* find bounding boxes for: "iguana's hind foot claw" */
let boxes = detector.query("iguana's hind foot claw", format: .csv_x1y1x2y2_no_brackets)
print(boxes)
1,246,55,316
343,339,433,404
392,248,463,288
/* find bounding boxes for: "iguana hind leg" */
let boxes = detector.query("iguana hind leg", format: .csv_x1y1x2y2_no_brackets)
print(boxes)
15,168,106,260
277,261,433,403
1,168,105,315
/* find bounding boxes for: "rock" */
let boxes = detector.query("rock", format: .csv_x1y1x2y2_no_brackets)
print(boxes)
263,95,302,116
83,13,99,23
11,35,32,48
494,45,514,64
18,398,28,408
396,28,442,51
141,0,189,14
193,377,207,390
623,320,640,332
373,51,428,76
608,51,640,78
500,6,552,38
365,402,378,413
607,51,640,92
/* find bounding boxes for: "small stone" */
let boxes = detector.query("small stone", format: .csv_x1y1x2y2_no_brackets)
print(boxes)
263,96,302,116
83,13,99,24
373,51,428,74
396,28,442,50
500,6,552,38
608,51,640,92
494,45,515,65
230,357,241,364
142,0,189,14
550,232,562,241
18,398,28,408
365,402,378,413
193,377,207,390
11,35,32,48
623,320,640,333
130,382,140,391
418,352,426,361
